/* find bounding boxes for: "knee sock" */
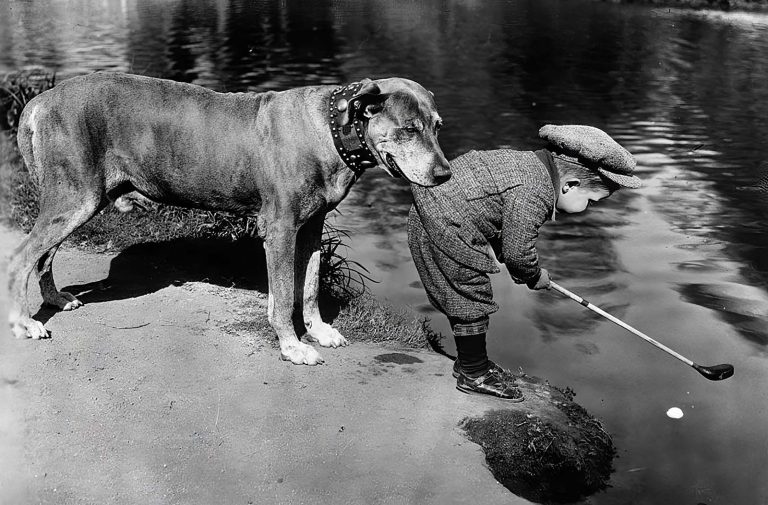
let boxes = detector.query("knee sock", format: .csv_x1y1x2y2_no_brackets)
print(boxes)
454,332,490,377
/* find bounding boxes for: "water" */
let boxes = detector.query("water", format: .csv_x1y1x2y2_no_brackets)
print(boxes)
2,0,768,502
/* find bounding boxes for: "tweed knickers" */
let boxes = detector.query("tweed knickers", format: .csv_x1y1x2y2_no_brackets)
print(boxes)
408,208,498,334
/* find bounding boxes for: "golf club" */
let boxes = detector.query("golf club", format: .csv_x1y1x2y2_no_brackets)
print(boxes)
549,281,734,381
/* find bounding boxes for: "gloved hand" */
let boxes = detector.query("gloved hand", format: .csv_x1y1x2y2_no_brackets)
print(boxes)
527,268,551,290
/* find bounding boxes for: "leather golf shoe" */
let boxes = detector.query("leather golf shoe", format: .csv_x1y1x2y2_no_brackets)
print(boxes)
455,362,524,401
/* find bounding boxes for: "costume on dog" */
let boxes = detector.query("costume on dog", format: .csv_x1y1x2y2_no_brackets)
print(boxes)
408,125,641,399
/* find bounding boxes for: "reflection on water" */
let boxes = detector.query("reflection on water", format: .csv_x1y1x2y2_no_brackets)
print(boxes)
2,0,768,503
678,282,768,346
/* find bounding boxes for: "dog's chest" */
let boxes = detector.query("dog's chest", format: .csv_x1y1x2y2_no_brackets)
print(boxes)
324,168,359,210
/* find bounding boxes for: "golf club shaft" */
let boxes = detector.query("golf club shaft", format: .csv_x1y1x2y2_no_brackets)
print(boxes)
549,281,695,367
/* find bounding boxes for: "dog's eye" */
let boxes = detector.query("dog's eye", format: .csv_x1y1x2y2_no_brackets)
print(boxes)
404,126,420,134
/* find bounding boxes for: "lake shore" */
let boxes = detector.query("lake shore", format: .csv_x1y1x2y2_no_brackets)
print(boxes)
0,224,527,505
0,221,616,504
598,0,768,11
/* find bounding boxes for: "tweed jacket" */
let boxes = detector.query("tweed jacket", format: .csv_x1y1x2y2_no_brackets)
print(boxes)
410,149,558,284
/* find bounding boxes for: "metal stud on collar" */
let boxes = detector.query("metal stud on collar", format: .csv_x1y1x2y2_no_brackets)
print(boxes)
329,82,379,176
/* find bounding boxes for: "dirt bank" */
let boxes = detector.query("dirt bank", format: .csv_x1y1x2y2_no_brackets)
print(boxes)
1,225,537,505
1,224,616,504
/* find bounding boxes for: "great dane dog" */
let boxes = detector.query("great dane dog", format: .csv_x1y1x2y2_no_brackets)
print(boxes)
8,72,450,365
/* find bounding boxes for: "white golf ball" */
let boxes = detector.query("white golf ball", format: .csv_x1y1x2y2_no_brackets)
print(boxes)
666,407,684,419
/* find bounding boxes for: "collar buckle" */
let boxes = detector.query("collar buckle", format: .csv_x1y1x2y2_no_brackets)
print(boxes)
329,82,379,176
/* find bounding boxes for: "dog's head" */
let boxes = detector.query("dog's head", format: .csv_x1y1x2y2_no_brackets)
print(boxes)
341,78,451,187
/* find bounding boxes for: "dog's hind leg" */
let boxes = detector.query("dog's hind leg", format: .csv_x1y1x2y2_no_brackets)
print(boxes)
7,184,102,339
296,214,348,349
38,244,83,311
262,213,324,365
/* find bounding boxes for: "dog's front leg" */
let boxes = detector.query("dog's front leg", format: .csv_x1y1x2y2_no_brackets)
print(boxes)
297,215,348,349
263,219,324,365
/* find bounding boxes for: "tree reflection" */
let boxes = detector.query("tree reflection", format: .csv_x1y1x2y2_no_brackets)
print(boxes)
124,0,344,91
530,208,631,341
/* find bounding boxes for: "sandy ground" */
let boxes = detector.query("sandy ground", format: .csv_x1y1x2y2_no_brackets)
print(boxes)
0,225,531,505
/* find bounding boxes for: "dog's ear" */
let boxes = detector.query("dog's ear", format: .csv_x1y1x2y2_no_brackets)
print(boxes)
354,79,381,98
363,103,384,119
342,79,383,125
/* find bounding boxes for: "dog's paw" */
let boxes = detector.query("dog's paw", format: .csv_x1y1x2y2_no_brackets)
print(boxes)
44,291,83,311
280,342,324,365
305,321,348,348
10,316,50,340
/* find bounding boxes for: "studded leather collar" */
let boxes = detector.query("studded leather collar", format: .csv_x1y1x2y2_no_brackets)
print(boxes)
328,82,379,177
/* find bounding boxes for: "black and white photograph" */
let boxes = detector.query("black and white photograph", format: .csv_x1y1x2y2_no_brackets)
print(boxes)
1,0,766,503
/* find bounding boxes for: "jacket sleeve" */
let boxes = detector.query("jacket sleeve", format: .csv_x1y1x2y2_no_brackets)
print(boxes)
500,185,551,284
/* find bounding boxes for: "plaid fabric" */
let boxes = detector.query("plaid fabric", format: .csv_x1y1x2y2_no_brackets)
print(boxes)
451,319,489,337
408,149,557,322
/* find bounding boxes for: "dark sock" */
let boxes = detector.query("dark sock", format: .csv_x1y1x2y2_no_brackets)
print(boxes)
454,332,490,377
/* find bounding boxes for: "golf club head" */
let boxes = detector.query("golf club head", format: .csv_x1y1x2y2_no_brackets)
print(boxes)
694,363,734,381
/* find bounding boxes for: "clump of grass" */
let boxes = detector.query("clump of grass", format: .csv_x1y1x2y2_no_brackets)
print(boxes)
0,67,53,227
0,67,55,134
318,223,377,302
70,206,254,250
0,133,37,229
461,392,616,504
332,293,444,348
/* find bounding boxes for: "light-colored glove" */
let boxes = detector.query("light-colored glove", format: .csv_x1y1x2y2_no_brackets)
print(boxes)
528,268,551,290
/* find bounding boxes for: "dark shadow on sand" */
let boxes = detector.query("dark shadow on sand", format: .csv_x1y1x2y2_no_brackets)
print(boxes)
33,236,352,336
33,237,269,324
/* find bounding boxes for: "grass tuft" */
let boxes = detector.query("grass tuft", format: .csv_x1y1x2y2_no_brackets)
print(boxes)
461,393,616,504
332,293,444,348
0,67,56,134
318,223,378,302
0,134,37,229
